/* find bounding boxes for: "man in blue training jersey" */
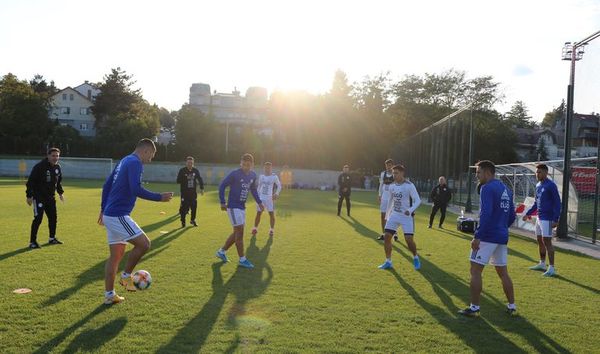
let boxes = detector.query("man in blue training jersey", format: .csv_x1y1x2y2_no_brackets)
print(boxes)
216,153,264,269
522,163,561,277
99,139,174,305
459,160,517,317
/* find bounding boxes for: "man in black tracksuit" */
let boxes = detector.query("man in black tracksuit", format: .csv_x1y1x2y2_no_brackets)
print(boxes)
337,165,352,217
177,156,204,227
26,148,64,248
429,176,452,228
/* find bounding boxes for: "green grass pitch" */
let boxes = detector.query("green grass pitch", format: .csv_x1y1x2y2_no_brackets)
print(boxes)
0,178,598,353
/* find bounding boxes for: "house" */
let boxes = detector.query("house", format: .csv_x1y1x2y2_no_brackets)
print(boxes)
48,81,99,137
553,113,600,158
514,128,559,161
515,113,600,162
189,83,268,124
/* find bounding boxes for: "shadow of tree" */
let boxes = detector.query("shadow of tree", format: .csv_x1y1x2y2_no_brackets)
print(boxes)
42,227,189,306
157,235,273,353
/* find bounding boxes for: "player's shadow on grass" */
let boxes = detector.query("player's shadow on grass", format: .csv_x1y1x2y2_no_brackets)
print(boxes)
141,214,180,234
440,228,538,264
63,317,127,353
32,304,110,354
42,227,190,306
554,274,600,295
0,247,29,262
344,216,570,353
157,235,273,353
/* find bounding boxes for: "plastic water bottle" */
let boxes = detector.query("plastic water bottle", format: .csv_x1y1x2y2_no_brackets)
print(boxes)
460,208,465,219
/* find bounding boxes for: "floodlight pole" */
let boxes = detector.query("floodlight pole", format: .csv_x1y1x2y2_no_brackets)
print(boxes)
465,109,474,213
557,30,600,239
592,116,600,244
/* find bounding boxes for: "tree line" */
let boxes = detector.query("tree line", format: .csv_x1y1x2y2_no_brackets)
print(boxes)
0,68,564,171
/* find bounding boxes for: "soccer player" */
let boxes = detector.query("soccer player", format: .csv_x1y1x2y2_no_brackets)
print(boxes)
176,156,204,228
251,162,282,237
428,176,452,229
378,165,422,270
99,139,174,305
337,165,352,216
459,160,517,317
522,163,561,277
377,159,397,241
25,147,65,248
216,153,264,269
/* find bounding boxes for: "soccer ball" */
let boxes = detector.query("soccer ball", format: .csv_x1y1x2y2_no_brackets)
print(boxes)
132,270,152,290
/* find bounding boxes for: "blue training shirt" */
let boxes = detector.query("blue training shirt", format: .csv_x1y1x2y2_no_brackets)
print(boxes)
525,178,561,222
475,179,516,245
101,154,162,217
218,168,262,210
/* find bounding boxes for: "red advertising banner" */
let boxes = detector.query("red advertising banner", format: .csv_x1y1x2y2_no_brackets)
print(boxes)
571,167,597,194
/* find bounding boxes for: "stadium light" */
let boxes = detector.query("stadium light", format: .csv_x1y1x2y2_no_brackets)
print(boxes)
593,114,600,244
465,109,474,213
557,30,600,239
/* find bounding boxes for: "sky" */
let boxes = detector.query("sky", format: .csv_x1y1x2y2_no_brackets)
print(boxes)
1,0,599,121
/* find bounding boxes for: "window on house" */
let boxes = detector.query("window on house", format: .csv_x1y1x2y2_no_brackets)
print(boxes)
61,107,70,115
69,94,74,101
80,123,88,131
62,94,67,100
80,107,88,115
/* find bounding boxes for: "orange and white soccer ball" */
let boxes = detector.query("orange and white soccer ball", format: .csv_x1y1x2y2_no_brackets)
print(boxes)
132,270,152,290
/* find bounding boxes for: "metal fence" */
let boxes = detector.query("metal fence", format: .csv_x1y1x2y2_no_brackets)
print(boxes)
410,158,599,241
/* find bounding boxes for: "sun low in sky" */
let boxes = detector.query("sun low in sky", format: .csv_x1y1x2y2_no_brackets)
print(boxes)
0,0,599,120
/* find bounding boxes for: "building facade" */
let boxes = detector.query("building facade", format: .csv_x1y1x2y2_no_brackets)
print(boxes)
48,81,99,137
189,83,268,124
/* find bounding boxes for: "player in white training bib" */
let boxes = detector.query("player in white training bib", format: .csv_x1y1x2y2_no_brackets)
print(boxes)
252,162,282,236
378,164,422,271
377,159,397,241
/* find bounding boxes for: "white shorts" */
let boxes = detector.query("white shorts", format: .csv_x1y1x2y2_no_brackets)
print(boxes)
379,195,390,213
470,241,507,266
257,195,274,212
384,212,415,235
227,208,245,227
535,219,554,238
103,215,144,245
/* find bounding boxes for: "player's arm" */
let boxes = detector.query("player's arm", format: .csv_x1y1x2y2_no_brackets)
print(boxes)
25,164,40,204
56,166,64,201
195,169,204,193
474,186,493,240
523,191,538,220
408,185,421,214
551,184,561,223
218,171,233,208
129,162,163,201
378,172,384,197
250,176,263,206
273,175,282,199
176,168,184,185
508,191,516,227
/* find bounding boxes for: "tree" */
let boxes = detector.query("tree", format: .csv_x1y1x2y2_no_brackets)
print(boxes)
504,101,535,128
173,104,220,162
158,106,175,129
541,100,566,128
387,70,503,139
91,67,141,129
536,136,549,161
91,68,160,157
29,74,58,101
0,73,54,154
